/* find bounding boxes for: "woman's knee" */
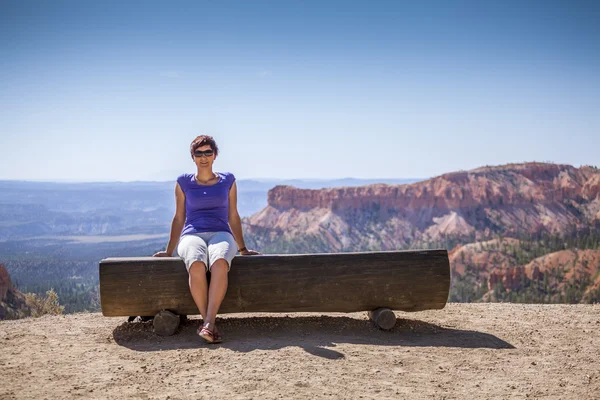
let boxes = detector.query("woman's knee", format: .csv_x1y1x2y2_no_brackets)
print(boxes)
189,260,208,277
210,258,229,273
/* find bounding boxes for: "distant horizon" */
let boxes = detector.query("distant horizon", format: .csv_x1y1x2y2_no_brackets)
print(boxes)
1,160,598,184
0,176,423,184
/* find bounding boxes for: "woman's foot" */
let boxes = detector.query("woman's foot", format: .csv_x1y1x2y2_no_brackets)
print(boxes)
213,327,223,344
198,322,222,344
198,322,214,343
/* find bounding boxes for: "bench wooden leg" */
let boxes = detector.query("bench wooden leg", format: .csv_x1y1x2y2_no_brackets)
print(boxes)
369,307,396,330
153,310,180,336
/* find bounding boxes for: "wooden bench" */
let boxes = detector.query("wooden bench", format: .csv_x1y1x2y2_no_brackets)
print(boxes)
99,250,450,335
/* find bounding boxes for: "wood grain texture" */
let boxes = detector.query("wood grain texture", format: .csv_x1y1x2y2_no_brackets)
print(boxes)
153,310,180,336
369,307,397,330
99,250,450,317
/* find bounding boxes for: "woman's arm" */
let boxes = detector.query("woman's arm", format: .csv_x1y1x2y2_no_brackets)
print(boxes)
228,181,260,255
154,182,186,257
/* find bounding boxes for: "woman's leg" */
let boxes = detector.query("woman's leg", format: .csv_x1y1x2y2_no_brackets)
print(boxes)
204,232,237,327
204,258,229,326
177,234,210,321
188,261,209,320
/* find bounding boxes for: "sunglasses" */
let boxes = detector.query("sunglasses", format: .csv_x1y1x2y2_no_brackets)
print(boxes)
194,150,214,158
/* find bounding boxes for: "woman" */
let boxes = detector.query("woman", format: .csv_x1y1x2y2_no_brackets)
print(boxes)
153,135,260,343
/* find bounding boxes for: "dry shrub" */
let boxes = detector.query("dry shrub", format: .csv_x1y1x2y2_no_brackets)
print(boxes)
25,289,65,317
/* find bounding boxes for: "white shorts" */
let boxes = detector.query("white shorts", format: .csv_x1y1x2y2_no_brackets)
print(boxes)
176,231,237,272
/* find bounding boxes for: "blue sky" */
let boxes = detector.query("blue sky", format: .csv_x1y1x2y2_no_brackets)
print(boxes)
1,0,599,181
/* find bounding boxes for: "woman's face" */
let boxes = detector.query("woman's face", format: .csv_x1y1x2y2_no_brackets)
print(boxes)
193,144,216,169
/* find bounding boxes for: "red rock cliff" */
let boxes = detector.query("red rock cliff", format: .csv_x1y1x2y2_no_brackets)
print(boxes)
0,264,29,320
267,163,600,212
0,263,12,300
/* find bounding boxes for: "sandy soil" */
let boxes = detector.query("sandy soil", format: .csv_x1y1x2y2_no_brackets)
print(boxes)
1,304,599,399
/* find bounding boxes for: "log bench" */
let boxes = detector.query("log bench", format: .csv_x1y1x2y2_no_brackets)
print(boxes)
99,250,450,335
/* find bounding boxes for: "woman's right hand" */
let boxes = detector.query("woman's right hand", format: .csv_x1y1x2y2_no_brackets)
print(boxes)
153,251,171,257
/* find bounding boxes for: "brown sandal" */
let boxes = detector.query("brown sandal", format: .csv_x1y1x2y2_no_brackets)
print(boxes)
198,323,223,344
213,328,223,344
197,324,213,343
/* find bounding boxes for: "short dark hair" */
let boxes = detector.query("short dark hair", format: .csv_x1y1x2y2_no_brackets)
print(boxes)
190,135,219,159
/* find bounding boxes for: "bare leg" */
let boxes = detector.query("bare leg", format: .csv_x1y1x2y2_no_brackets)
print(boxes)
204,258,229,326
188,261,208,320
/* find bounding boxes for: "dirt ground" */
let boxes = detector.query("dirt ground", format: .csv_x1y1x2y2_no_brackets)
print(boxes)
1,303,599,399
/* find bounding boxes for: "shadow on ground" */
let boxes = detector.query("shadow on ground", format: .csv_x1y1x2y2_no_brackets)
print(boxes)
113,315,514,358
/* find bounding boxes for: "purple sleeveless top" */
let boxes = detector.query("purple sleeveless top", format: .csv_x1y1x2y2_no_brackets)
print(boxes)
177,172,236,236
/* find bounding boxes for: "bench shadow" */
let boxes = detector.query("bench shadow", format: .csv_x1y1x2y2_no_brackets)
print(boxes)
112,315,514,359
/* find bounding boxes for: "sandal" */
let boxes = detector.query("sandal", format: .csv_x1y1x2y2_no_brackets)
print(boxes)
198,325,214,343
198,323,223,344
213,328,223,344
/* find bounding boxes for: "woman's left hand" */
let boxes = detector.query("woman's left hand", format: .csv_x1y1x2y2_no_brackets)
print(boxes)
240,249,261,255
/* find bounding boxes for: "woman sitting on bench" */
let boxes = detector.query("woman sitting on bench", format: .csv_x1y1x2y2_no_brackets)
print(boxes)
153,135,260,343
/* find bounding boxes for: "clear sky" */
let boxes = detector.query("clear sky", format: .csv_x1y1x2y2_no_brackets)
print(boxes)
1,0,599,182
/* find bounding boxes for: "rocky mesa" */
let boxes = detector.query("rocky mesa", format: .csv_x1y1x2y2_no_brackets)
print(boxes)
244,162,600,253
